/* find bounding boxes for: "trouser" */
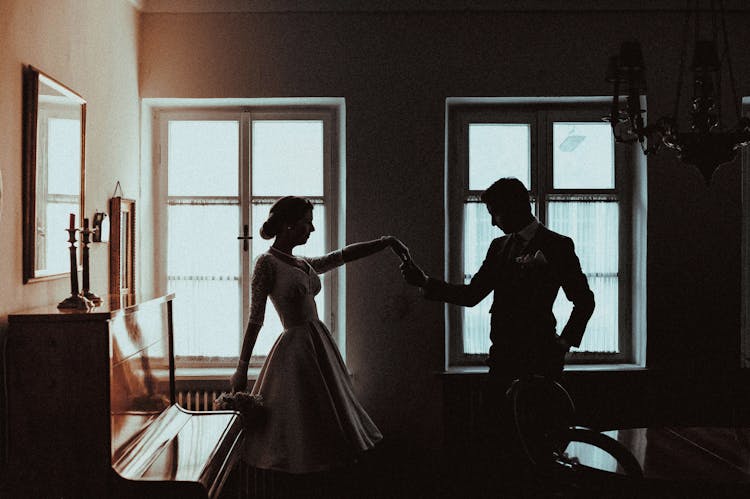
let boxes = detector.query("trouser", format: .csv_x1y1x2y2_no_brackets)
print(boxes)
478,347,567,450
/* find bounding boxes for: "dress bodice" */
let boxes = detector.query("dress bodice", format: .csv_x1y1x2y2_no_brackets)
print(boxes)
249,250,344,330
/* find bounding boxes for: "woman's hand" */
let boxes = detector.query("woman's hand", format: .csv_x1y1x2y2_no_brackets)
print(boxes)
230,360,249,392
382,236,411,262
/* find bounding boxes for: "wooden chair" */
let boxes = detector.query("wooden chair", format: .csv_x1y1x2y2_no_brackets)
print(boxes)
506,375,643,497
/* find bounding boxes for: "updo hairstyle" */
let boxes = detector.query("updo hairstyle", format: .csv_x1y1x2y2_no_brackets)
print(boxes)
260,196,314,240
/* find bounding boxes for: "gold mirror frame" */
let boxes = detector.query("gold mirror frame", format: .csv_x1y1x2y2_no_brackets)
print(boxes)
22,65,86,283
109,197,136,308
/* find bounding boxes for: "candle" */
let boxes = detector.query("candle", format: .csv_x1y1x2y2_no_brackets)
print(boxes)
69,213,75,231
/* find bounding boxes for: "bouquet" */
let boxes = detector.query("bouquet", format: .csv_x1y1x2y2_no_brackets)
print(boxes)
213,391,266,428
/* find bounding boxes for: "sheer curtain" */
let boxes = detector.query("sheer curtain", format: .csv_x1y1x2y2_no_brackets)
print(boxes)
168,202,241,358
462,203,498,354
166,120,241,359
548,200,619,353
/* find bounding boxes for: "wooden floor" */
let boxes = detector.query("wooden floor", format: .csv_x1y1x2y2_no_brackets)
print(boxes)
234,428,750,498
6,426,750,498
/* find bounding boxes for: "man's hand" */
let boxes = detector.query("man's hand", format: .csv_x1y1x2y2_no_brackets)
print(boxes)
400,260,429,287
555,335,572,352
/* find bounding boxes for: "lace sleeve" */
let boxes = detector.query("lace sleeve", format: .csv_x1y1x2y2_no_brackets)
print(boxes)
248,254,274,327
303,250,345,274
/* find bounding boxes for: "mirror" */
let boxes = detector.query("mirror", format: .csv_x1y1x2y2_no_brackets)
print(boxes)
22,66,86,283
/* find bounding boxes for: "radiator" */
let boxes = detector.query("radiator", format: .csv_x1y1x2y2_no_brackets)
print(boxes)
176,388,225,411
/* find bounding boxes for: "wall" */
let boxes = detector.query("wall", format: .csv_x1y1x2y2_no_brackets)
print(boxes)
0,0,140,467
138,8,750,453
0,0,141,317
1,3,748,471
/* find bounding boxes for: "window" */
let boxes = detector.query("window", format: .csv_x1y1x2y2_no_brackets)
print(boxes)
157,106,340,367
447,99,644,367
36,104,82,275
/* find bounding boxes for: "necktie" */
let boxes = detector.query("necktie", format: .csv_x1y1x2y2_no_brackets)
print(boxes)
509,234,525,261
508,233,523,263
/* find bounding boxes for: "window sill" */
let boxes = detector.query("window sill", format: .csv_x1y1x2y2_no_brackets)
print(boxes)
154,367,263,381
160,366,354,381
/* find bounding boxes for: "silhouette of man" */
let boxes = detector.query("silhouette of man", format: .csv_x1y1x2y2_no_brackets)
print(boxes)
402,177,594,420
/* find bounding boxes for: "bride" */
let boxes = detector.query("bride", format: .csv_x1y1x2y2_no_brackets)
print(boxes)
230,195,408,474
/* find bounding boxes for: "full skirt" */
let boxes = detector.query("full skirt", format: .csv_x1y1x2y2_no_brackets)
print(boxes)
245,320,382,473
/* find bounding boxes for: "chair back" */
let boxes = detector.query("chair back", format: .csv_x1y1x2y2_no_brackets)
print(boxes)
507,374,644,495
507,375,576,468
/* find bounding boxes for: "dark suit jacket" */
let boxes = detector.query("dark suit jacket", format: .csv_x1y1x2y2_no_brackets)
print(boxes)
424,224,595,378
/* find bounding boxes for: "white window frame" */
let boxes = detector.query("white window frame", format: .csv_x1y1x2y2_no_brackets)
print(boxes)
446,97,646,369
152,103,343,369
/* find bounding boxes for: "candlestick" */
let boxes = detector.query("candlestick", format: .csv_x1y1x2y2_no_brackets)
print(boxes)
58,221,93,310
80,217,101,306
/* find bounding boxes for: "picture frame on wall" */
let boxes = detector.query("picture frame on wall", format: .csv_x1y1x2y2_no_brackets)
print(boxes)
109,196,135,308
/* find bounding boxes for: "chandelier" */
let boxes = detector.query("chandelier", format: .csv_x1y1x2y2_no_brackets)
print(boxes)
605,1,750,183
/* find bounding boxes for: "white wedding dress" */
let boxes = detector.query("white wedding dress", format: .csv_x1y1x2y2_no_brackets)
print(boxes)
244,249,382,474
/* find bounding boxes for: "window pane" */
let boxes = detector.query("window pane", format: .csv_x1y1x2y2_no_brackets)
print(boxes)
548,201,619,353
547,201,618,274
168,204,241,357
250,202,327,357
553,275,619,353
168,121,239,196
252,121,324,196
469,124,530,190
47,118,81,195
553,122,614,189
462,203,501,354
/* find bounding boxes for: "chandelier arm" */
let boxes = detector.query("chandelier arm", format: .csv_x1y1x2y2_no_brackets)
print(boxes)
672,0,693,123
718,0,742,121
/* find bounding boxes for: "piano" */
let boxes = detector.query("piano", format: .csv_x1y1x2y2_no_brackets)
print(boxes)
4,294,244,498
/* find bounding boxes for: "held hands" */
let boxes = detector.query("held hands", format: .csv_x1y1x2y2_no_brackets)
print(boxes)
381,236,411,263
230,360,249,392
379,236,428,286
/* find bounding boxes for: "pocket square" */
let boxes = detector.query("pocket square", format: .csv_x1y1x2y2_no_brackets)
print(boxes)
515,250,547,267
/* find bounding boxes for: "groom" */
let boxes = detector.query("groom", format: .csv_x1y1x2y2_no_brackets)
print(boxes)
402,177,594,404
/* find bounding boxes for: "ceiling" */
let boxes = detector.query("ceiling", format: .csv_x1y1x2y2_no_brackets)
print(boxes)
131,0,750,14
